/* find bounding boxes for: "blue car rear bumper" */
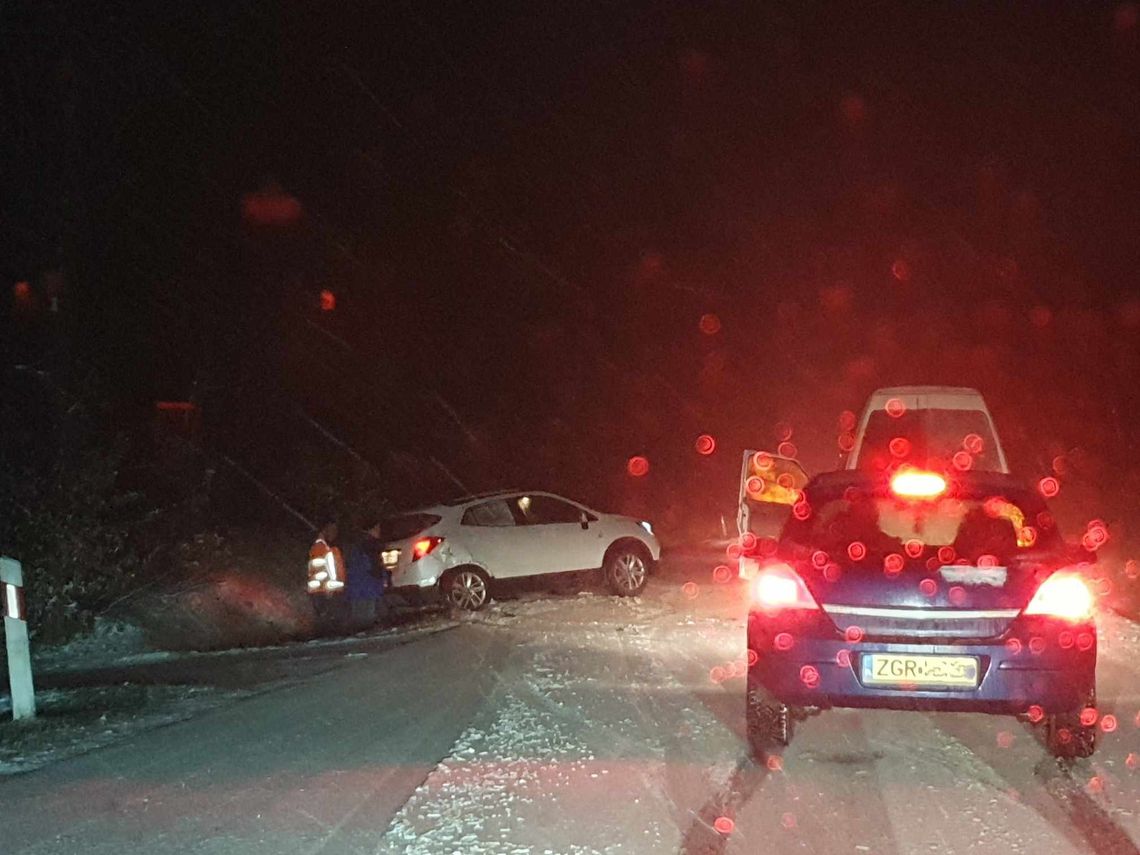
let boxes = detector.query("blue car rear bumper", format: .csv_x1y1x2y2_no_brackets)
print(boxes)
748,613,1096,715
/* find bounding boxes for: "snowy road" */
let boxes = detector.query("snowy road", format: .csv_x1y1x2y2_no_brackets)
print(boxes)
2,556,1140,854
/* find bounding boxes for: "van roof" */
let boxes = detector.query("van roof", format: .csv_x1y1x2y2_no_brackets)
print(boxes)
864,386,989,411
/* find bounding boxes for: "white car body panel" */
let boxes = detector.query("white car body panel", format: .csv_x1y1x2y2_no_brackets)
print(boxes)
383,491,660,590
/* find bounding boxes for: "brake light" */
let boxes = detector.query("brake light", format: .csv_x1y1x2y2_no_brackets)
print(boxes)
751,562,817,610
1025,572,1093,621
890,469,947,499
411,536,444,561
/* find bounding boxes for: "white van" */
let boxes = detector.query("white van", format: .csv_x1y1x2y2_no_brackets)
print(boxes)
846,386,1009,473
737,386,1009,575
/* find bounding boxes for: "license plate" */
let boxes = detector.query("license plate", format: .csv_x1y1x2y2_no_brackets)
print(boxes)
861,654,979,688
381,549,400,567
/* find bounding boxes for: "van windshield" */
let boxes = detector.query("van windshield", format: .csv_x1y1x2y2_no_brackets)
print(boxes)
857,408,1000,473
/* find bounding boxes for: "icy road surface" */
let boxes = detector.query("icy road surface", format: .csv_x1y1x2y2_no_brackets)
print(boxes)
1,556,1139,854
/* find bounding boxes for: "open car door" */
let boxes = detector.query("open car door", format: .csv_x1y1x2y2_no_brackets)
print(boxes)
737,450,809,577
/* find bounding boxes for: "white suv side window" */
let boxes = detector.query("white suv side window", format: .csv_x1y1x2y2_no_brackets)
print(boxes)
461,499,516,527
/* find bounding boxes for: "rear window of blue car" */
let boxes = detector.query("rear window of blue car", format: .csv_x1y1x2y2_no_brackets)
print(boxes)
782,482,1058,565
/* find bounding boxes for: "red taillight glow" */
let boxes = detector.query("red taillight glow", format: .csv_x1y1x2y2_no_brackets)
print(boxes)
890,470,947,499
411,536,443,561
1025,572,1093,621
751,563,817,610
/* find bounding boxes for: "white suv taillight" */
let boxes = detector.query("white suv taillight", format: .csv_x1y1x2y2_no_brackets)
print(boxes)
411,536,444,562
1024,572,1093,621
751,562,818,611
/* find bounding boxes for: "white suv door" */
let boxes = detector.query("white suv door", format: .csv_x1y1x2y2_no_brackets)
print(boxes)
511,494,605,575
457,498,528,578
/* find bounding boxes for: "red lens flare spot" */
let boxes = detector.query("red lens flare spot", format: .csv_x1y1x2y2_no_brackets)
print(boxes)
1006,638,1023,655
952,451,974,471
792,501,812,521
713,564,733,584
746,648,759,667
891,259,911,282
904,539,924,559
776,473,795,490
774,632,795,651
1127,560,1140,581
925,556,940,572
839,409,857,431
682,581,699,599
627,456,650,477
713,816,735,835
1087,776,1104,794
811,550,830,568
778,440,798,458
1128,753,1139,770
1101,714,1118,733
753,452,774,471
919,578,938,597
1058,630,1075,649
746,476,765,496
1057,727,1073,745
1080,707,1099,727
1052,454,1068,475
848,541,867,562
800,665,820,687
885,397,906,418
1027,704,1044,723
319,289,336,312
1077,632,1094,652
1038,476,1060,498
13,281,32,301
766,754,784,772
741,532,758,552
978,553,999,568
781,812,797,829
838,432,856,452
963,433,985,454
699,313,722,335
996,731,1014,749
1115,3,1139,32
949,585,967,606
836,649,851,667
710,666,727,684
823,563,842,582
775,422,794,442
1019,526,1038,547
888,437,911,458
695,433,717,455
845,625,864,643
726,543,743,560
1029,305,1052,328
884,553,904,575
1029,636,1046,654
937,546,956,564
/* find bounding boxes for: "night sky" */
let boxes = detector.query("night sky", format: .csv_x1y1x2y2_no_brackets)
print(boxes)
4,2,1139,533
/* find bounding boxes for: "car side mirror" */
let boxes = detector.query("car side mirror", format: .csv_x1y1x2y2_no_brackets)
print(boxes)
580,511,590,530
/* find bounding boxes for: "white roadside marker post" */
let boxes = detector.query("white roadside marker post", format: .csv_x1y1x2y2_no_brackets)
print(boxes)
1,557,36,720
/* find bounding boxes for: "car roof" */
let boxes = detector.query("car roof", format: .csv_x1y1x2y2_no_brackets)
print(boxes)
416,490,590,514
864,386,989,411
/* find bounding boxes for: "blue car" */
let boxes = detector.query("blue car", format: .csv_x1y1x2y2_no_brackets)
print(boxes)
745,468,1098,758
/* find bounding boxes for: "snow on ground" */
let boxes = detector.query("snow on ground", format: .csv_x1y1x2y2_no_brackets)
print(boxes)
378,591,742,854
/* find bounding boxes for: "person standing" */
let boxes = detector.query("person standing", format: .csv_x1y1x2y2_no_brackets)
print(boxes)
345,519,389,629
307,520,346,622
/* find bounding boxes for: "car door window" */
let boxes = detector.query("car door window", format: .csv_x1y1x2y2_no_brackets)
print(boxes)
461,499,516,527
514,495,582,525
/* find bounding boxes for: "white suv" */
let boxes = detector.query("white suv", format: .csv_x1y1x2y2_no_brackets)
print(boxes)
377,491,661,610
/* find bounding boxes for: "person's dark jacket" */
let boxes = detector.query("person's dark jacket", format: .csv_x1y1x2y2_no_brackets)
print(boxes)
345,533,388,601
